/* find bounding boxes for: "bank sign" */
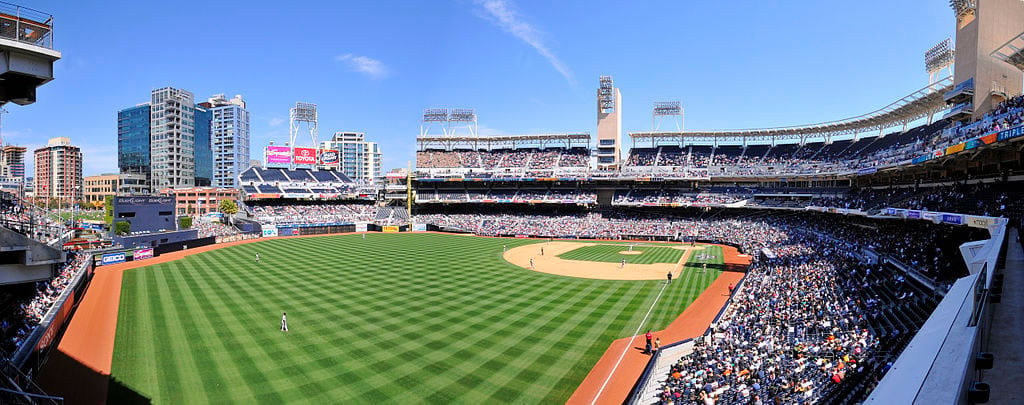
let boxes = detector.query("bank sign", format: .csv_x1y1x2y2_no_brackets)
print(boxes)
101,252,126,265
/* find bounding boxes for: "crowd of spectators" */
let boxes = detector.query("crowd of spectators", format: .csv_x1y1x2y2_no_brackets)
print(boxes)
3,250,88,354
417,148,590,170
418,190,597,202
614,190,747,206
0,193,68,244
657,234,887,404
192,217,241,239
252,204,377,225
939,95,1024,146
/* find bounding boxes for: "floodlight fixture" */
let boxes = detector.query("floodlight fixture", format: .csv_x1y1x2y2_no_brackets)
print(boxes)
653,101,684,131
599,76,616,113
949,0,976,18
925,38,955,73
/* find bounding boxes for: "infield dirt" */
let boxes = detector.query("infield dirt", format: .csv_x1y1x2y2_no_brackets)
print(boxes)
503,241,693,280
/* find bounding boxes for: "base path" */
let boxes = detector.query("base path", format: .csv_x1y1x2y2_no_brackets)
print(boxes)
503,241,694,280
567,245,750,405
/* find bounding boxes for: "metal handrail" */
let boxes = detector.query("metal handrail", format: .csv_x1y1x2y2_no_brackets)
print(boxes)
0,2,53,49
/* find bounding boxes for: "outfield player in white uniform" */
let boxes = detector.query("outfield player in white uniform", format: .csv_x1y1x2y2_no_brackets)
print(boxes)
256,253,260,263
281,312,288,332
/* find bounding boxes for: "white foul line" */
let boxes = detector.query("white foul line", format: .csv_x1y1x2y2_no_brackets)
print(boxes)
590,280,670,405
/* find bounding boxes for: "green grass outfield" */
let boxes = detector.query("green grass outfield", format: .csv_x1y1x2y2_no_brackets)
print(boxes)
110,234,722,404
556,244,685,264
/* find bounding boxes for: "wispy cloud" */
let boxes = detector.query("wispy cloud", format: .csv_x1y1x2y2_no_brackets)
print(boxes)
473,0,574,85
268,117,285,127
335,54,389,79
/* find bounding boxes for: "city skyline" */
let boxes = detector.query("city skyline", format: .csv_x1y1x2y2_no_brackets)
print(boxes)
3,0,953,177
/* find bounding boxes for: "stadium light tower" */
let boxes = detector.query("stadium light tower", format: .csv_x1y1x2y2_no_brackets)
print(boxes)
448,108,477,137
420,108,449,137
949,0,977,21
289,102,318,170
925,38,955,89
652,101,683,131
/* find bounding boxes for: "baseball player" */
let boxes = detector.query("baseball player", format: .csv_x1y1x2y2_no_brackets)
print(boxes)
281,312,288,332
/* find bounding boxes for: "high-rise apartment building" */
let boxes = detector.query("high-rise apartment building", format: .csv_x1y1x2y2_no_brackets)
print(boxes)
33,137,83,202
199,94,249,188
149,87,196,190
320,132,382,182
0,145,26,181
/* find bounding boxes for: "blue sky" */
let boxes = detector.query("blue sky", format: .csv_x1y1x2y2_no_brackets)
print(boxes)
7,0,953,176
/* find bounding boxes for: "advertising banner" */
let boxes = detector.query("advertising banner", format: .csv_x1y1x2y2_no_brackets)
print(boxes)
101,252,126,265
266,146,291,164
383,226,400,233
945,143,965,156
319,149,339,165
412,223,427,232
906,210,921,219
996,125,1024,142
133,248,154,261
293,147,317,165
966,216,995,229
356,222,368,232
941,214,964,225
262,227,278,237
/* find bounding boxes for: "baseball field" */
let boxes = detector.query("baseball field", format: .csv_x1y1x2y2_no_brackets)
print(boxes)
50,233,740,404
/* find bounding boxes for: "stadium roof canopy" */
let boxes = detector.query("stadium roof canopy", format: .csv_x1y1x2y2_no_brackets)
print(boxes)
992,30,1024,71
417,133,591,151
629,77,954,145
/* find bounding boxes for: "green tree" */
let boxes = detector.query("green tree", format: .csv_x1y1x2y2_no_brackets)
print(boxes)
114,221,130,236
104,195,114,225
219,199,238,215
179,216,193,229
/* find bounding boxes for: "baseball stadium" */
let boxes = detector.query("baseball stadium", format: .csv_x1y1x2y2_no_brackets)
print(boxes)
0,1,1022,404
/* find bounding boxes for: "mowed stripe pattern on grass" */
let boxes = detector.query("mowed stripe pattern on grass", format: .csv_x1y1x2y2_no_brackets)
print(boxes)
557,244,684,264
111,234,720,404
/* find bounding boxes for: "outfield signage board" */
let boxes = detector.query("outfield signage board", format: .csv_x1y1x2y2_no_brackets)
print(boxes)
133,248,154,261
101,252,126,265
319,149,339,165
266,146,291,164
293,147,317,165
262,227,278,237
382,226,399,233
412,223,427,232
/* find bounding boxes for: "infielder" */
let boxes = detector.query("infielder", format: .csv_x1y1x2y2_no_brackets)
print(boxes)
530,258,535,269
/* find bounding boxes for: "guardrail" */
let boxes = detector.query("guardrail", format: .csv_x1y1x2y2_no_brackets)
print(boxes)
0,2,53,49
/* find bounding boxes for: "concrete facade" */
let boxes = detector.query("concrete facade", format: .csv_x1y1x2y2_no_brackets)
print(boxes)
83,173,120,203
597,76,622,170
953,0,1024,119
